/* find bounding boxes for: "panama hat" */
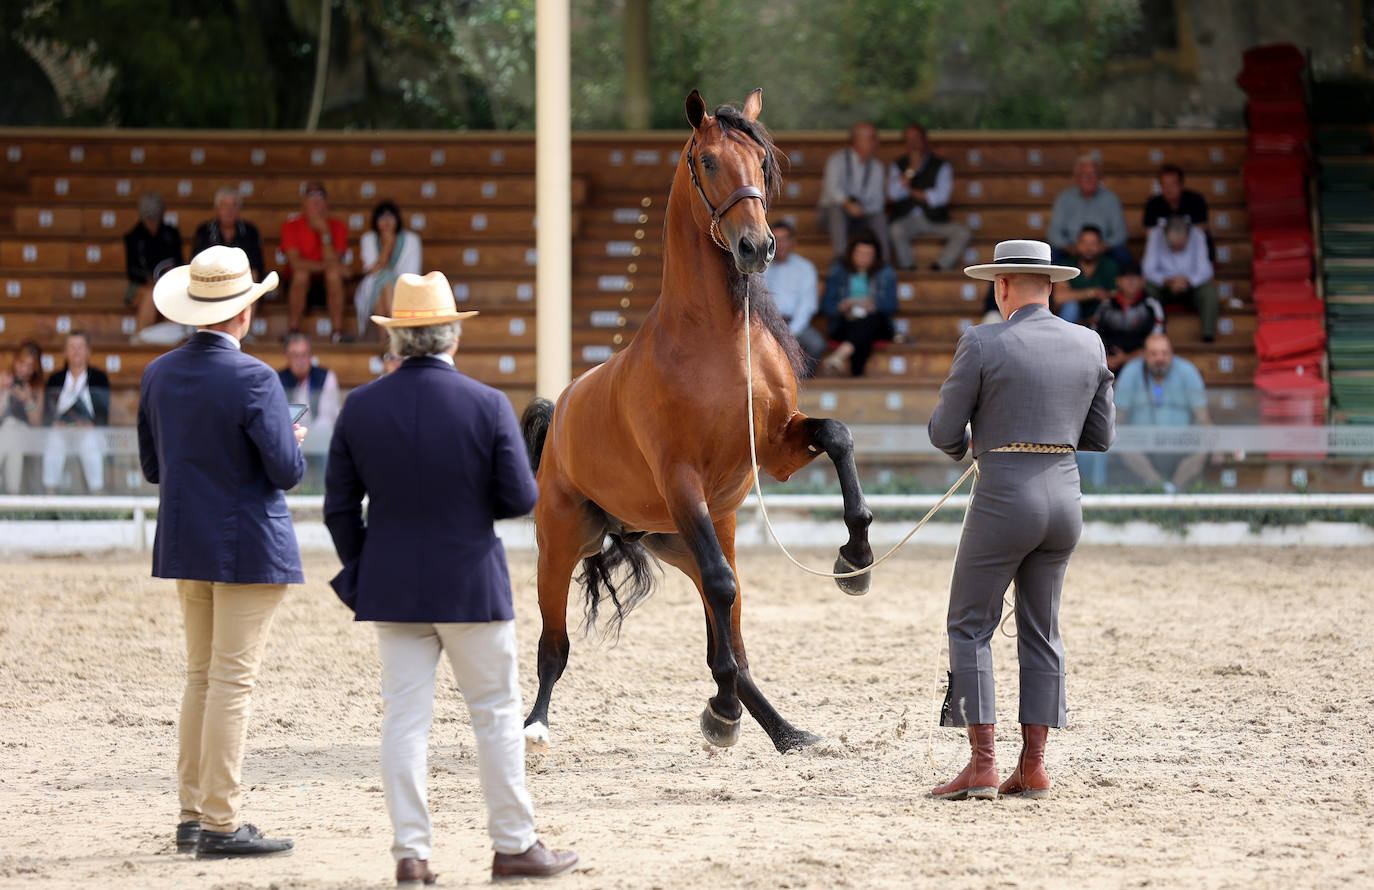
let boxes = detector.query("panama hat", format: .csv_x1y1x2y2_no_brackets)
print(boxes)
371,271,479,328
963,239,1080,283
153,245,278,326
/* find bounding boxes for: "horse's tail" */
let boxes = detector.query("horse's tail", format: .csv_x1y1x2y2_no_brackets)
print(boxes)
577,534,657,640
521,397,555,474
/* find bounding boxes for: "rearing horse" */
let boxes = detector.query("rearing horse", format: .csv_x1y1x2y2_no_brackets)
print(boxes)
521,89,875,754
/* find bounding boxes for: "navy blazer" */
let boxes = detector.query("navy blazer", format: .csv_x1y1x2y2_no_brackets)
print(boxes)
137,332,306,584
324,356,538,622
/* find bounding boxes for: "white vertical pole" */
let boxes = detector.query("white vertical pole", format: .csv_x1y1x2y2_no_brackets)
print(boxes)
536,0,572,398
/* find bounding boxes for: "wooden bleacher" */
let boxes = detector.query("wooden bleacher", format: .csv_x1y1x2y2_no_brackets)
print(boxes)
2,126,1293,489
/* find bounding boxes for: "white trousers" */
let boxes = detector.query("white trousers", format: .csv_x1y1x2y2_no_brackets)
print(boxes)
376,620,537,861
41,426,104,491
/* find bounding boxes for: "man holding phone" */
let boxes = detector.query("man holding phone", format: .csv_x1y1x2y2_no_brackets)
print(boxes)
137,245,307,860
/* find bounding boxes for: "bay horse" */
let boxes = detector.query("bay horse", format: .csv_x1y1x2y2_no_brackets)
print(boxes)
521,89,875,754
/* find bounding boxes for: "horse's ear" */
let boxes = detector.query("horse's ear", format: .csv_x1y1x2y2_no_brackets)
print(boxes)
685,90,707,130
742,88,763,121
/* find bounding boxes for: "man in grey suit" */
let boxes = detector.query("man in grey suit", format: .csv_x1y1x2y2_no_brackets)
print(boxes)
926,239,1115,801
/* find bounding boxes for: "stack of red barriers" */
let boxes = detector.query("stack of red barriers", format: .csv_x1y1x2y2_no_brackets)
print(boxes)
1239,45,1327,439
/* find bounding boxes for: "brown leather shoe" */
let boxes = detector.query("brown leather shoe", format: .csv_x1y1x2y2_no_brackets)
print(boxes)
492,840,579,881
396,857,438,886
930,723,999,800
998,723,1051,799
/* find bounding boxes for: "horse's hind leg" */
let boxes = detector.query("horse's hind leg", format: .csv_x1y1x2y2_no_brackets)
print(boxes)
645,520,818,752
524,486,603,752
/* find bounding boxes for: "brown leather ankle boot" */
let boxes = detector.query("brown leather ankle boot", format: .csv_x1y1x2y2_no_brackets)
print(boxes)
930,723,998,800
998,723,1051,799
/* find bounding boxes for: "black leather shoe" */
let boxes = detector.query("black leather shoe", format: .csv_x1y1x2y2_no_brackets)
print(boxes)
195,823,294,860
175,821,200,854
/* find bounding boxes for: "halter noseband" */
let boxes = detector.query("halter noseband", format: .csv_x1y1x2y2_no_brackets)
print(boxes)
685,132,767,251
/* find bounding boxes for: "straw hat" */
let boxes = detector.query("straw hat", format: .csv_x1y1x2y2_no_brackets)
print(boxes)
153,245,279,326
371,271,479,328
963,239,1080,283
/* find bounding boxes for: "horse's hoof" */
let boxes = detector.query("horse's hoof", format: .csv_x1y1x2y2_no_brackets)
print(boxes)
700,705,742,748
834,554,872,596
524,721,550,756
774,729,822,753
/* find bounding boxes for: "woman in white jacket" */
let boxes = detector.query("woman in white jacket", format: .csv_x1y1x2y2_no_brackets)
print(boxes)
356,201,423,341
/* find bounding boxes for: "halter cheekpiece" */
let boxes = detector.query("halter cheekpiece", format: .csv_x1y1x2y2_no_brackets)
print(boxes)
685,131,767,251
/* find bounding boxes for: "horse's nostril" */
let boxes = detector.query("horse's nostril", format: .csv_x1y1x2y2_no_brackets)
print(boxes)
738,238,757,258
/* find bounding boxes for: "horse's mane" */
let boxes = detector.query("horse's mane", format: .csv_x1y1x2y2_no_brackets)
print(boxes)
712,103,783,204
712,103,805,380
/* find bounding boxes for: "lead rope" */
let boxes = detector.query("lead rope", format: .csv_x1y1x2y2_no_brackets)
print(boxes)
741,287,976,580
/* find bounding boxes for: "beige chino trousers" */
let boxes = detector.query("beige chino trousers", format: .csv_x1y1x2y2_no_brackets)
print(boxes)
176,580,287,832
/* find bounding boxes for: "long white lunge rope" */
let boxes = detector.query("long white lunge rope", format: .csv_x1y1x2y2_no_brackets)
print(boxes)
742,289,977,580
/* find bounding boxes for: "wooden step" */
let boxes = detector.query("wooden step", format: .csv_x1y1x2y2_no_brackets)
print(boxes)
27,172,585,207
3,134,540,178
1,238,547,277
0,272,540,310
12,205,571,242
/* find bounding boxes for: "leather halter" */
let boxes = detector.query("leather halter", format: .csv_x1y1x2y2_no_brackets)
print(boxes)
685,132,767,251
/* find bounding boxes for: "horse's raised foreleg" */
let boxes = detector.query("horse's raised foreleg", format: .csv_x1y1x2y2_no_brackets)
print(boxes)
763,416,875,595
524,486,604,752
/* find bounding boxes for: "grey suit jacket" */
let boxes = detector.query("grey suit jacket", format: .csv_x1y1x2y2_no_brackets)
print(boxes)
928,303,1115,460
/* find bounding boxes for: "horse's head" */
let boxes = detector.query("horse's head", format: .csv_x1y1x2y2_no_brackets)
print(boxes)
682,89,779,274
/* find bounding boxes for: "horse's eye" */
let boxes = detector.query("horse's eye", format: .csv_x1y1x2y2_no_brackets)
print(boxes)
702,155,717,174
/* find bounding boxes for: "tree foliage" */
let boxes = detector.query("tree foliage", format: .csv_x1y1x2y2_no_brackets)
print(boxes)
0,0,1236,132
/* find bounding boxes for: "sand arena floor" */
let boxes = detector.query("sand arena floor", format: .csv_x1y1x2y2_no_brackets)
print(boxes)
1,545,1371,889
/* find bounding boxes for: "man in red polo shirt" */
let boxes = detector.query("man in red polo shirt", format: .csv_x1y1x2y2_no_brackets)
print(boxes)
280,181,350,341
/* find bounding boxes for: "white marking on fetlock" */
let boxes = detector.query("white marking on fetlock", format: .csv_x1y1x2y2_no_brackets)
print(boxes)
524,722,550,753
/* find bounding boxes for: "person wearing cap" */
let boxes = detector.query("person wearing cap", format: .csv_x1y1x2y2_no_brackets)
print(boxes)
323,272,579,885
136,245,306,860
280,181,350,340
926,239,1115,801
124,191,184,331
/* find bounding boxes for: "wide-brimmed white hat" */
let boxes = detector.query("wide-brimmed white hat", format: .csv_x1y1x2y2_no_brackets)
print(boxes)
372,271,479,328
153,245,278,326
964,239,1080,283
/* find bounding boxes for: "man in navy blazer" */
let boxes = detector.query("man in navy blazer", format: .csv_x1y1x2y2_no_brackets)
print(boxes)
325,270,577,885
137,246,303,860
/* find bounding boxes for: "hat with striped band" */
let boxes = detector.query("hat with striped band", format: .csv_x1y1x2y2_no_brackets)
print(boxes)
153,245,279,326
963,239,1080,283
371,270,479,328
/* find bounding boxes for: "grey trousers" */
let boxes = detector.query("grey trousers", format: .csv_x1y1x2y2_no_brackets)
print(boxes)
943,452,1082,728
887,212,972,270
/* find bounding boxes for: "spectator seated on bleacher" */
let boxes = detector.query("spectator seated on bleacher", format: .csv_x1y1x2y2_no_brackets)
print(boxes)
1142,164,1210,234
1143,215,1219,342
356,200,423,343
885,124,972,272
762,220,826,374
820,231,896,377
42,331,110,495
1,342,44,494
124,192,184,334
1089,259,1164,373
281,181,351,342
1114,332,1212,493
193,187,267,282
817,121,891,265
1047,155,1131,268
1052,225,1119,325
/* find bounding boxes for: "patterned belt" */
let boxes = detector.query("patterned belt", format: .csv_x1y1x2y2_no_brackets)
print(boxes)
988,442,1075,454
